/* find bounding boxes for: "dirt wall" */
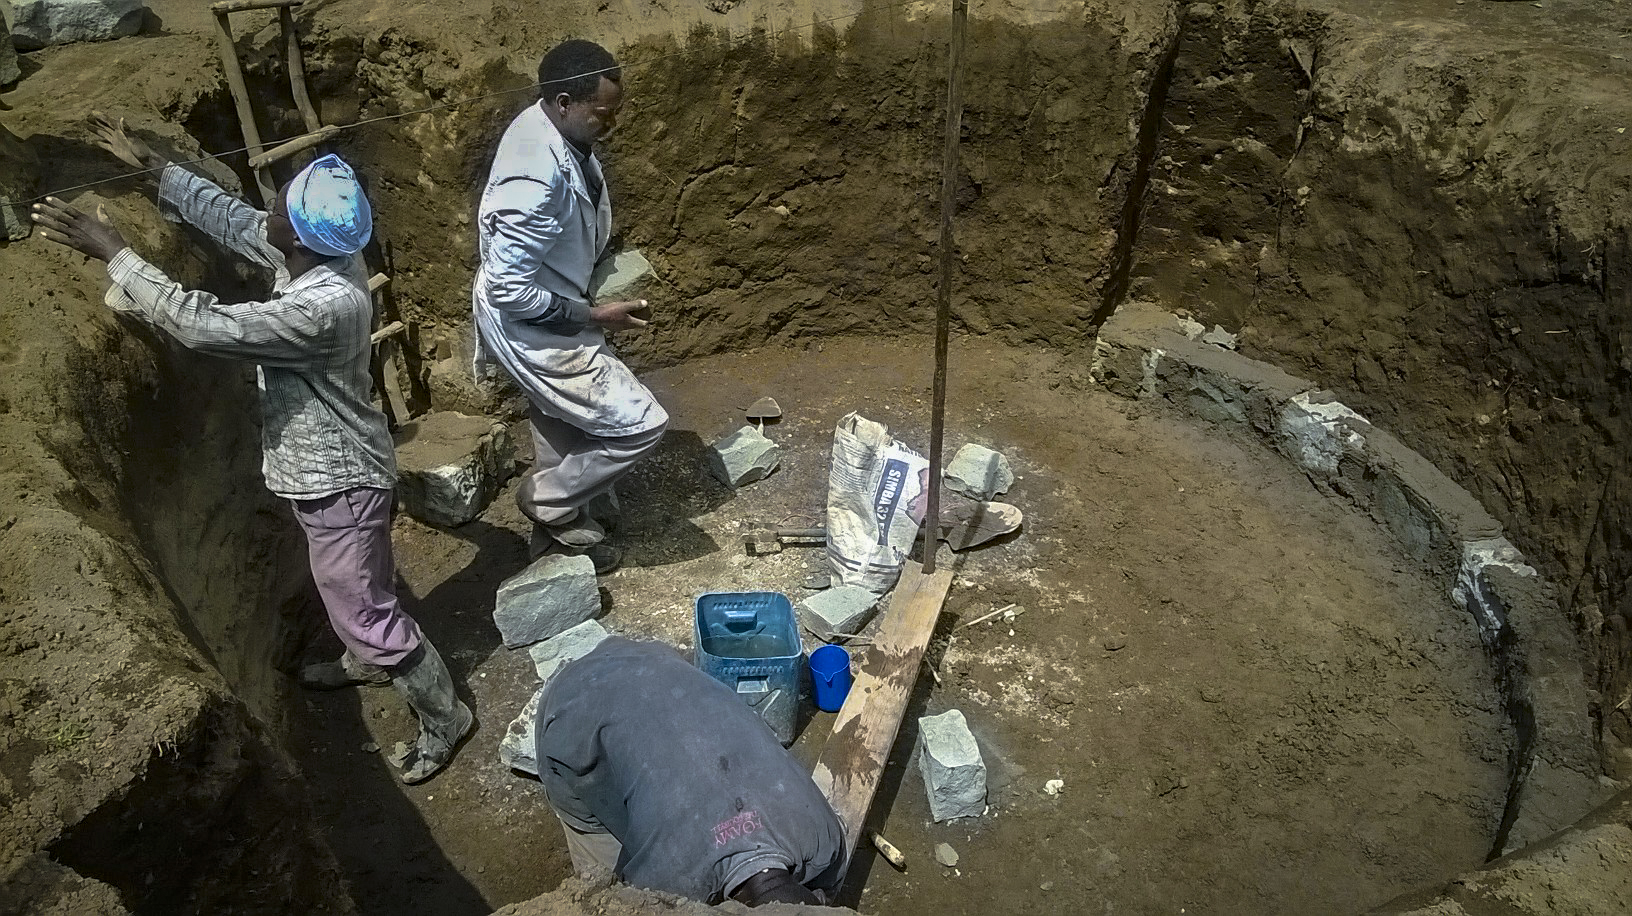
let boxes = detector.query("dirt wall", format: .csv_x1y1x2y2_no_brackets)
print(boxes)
265,1,1178,413
1129,0,1632,764
0,37,351,912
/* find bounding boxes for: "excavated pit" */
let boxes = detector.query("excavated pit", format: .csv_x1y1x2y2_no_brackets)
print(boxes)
1,0,1629,914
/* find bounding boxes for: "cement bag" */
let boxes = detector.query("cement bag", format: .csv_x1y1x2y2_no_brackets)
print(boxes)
826,413,931,594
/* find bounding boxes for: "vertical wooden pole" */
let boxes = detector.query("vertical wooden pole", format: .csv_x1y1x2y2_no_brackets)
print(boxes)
280,7,323,133
922,0,968,575
211,11,277,205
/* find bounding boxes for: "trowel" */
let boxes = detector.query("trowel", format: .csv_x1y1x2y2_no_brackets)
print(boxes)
745,396,782,432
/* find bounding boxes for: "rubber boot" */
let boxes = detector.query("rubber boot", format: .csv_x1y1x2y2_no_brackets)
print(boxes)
298,650,391,690
390,639,474,785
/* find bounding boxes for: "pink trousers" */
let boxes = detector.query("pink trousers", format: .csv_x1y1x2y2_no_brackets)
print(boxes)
291,486,423,667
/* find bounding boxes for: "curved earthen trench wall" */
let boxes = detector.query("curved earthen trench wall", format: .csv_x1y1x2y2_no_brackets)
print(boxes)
0,0,1627,912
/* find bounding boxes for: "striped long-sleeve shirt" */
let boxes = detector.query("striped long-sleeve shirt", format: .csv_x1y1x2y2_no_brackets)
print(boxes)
104,166,396,500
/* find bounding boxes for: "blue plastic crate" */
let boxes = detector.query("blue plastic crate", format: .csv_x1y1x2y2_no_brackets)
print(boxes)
694,591,802,746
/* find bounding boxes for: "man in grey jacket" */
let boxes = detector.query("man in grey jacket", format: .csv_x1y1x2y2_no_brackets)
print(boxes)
33,115,471,784
473,39,668,574
535,638,845,906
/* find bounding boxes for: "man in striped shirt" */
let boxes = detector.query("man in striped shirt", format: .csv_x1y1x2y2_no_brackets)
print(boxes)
33,114,470,784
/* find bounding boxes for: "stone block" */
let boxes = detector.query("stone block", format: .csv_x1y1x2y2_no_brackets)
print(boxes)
707,425,780,488
1274,391,1368,478
797,586,877,641
11,0,146,50
1,17,20,87
528,619,610,682
918,709,986,821
589,248,654,301
1,123,37,242
944,444,1013,500
499,685,544,775
493,554,599,649
394,411,514,528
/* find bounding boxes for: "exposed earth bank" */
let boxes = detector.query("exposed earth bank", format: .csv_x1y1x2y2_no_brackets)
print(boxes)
0,0,1628,913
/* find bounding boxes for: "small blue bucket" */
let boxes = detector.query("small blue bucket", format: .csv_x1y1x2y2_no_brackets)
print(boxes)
809,644,852,713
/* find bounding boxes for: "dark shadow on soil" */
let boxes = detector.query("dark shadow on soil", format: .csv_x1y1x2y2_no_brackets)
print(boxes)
618,429,736,568
289,519,524,916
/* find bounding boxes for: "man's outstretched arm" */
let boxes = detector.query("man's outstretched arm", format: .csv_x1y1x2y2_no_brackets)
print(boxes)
33,198,340,369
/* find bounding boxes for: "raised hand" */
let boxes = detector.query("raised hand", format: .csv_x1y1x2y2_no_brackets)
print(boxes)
88,111,168,172
32,197,130,263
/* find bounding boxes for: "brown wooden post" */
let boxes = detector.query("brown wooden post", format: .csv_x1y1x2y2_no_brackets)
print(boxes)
922,0,968,575
279,6,323,133
210,10,276,205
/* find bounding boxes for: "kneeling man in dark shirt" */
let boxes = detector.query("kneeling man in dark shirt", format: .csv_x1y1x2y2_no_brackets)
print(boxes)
534,637,845,906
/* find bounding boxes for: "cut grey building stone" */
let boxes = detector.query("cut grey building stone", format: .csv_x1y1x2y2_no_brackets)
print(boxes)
797,585,877,641
707,425,780,488
588,248,654,301
493,554,600,649
0,123,37,242
918,708,987,822
944,444,1013,500
1201,325,1239,350
528,619,610,683
1,17,20,87
499,685,545,775
394,411,515,528
11,0,146,50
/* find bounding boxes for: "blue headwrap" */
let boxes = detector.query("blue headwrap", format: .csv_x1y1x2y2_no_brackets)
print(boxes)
286,153,373,257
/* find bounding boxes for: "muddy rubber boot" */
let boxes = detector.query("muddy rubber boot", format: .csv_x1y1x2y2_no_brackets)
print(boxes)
298,650,391,690
390,639,474,785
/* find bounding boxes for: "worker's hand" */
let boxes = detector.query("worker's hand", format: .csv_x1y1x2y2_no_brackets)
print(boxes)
589,299,652,331
88,111,169,172
32,198,130,263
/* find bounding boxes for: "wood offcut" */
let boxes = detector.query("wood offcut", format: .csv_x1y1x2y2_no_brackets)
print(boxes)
811,560,954,874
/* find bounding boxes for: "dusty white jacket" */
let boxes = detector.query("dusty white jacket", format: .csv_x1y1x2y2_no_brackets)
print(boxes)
472,102,665,437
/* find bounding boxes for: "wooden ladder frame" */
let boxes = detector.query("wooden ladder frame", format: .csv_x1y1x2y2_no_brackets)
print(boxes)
209,0,325,205
210,0,412,426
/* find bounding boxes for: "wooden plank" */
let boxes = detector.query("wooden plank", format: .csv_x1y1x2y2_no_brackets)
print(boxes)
811,560,954,873
247,126,340,169
279,7,323,133
210,0,302,12
922,0,968,575
210,11,276,205
375,338,410,426
367,272,390,293
369,320,405,345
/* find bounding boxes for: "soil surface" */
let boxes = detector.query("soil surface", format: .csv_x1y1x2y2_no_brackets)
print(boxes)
290,336,1507,915
3,0,1626,912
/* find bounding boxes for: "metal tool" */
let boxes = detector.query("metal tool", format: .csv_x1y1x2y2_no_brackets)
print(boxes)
743,526,825,556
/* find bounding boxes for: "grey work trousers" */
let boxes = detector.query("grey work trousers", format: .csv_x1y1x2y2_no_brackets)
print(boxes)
517,405,666,526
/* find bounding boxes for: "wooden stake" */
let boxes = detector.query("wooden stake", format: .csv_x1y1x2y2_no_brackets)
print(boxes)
211,10,276,205
369,320,406,345
922,0,968,575
280,6,323,133
812,560,954,876
247,126,340,170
